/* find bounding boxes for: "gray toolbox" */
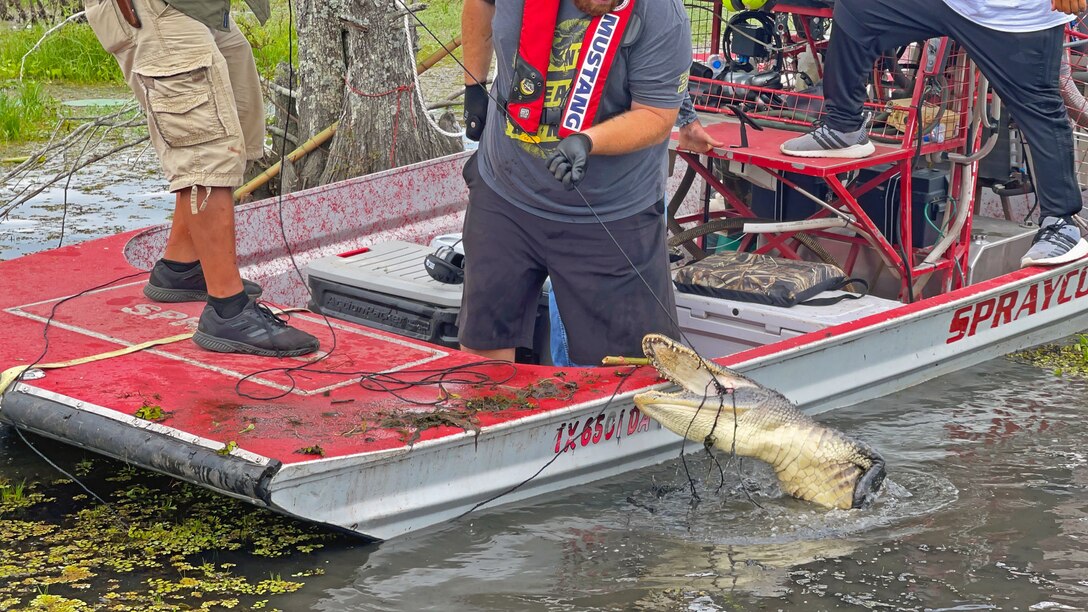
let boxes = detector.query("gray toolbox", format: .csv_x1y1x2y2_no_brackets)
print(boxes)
305,240,550,364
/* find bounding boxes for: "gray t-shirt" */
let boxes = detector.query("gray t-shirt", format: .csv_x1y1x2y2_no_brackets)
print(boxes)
477,0,692,223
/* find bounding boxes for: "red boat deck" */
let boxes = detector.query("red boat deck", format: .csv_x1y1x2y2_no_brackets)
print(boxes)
0,231,662,466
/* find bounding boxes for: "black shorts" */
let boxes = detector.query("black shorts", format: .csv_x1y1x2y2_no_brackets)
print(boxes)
457,154,679,365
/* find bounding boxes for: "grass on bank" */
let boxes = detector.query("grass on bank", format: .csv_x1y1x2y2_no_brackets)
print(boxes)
0,0,463,145
0,80,55,142
0,21,121,83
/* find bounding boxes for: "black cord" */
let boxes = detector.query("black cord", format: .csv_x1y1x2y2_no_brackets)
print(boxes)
234,0,341,401
235,358,519,404
14,427,128,528
451,367,636,521
3,270,147,527
675,377,763,510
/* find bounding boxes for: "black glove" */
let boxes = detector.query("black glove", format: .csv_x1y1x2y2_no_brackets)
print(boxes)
546,133,593,190
463,83,489,142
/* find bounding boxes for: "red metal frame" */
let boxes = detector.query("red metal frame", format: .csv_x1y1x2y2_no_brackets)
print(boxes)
679,17,981,301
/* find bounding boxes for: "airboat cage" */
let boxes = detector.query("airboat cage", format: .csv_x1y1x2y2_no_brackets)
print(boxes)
673,0,985,302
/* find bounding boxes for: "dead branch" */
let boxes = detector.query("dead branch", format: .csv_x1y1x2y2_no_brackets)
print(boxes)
0,101,147,220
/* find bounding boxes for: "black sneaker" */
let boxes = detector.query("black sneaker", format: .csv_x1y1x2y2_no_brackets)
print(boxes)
144,259,263,303
192,300,320,357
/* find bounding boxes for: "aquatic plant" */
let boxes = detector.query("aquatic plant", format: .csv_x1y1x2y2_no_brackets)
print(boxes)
0,477,53,514
1010,333,1088,377
0,457,336,610
0,80,56,142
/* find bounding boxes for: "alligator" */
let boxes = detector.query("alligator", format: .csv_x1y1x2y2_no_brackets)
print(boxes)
633,334,886,509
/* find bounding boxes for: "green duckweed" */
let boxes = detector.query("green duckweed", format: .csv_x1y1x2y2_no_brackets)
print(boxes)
0,456,336,610
1010,333,1088,378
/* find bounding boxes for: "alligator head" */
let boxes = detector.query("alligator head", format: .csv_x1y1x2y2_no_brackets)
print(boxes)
633,334,886,510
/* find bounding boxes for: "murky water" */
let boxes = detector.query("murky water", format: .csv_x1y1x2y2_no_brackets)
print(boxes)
252,356,1088,612
0,146,171,261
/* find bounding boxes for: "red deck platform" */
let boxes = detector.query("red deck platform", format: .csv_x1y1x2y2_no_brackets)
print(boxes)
0,232,660,466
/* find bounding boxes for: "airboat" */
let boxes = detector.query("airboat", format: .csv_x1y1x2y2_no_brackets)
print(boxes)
3,2,1088,539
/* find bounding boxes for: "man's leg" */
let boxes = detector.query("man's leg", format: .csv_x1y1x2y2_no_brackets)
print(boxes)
457,156,548,363
173,187,245,298
947,21,1088,266
548,200,678,366
781,0,942,158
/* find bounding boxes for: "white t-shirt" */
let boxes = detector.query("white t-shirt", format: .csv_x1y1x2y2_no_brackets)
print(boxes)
941,0,1074,32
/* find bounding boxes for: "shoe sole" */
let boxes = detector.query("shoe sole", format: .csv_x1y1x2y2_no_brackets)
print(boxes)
780,142,876,159
192,331,319,357
1020,239,1088,268
143,284,263,303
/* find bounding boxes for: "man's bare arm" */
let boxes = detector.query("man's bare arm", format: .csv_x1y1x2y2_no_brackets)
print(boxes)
1052,0,1086,14
580,102,681,155
462,0,495,86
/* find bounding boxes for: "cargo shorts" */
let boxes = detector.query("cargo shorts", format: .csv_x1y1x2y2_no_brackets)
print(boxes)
83,0,264,196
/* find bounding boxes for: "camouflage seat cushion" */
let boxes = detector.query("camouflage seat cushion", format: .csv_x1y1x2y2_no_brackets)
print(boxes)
673,251,854,307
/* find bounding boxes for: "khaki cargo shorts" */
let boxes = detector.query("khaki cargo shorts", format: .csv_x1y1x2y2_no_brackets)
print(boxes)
84,0,265,195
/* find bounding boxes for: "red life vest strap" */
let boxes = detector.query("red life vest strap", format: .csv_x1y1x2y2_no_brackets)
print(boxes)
507,0,637,136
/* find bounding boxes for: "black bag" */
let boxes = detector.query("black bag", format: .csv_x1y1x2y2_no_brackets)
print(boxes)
673,251,867,307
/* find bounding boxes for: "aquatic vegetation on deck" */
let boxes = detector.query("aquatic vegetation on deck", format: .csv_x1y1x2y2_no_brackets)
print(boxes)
1010,333,1088,377
0,461,335,611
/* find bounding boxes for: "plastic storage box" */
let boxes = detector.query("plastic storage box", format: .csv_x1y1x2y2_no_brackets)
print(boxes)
675,289,901,358
305,241,550,364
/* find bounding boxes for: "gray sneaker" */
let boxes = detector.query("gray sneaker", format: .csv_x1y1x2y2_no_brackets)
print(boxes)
1020,216,1088,268
144,259,263,303
193,300,320,357
781,123,876,159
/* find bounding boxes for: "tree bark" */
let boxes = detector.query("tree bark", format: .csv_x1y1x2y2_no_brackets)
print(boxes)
289,0,458,187
284,0,346,192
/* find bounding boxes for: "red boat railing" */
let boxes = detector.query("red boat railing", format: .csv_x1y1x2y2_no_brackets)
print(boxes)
676,0,982,301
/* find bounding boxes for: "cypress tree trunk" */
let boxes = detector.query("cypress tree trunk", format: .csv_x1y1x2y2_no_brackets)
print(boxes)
288,0,459,190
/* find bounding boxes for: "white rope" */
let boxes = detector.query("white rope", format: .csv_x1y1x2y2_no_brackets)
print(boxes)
20,10,86,81
403,14,466,139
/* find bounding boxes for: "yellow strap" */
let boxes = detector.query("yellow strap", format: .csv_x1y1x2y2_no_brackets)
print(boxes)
0,306,311,396
0,333,194,396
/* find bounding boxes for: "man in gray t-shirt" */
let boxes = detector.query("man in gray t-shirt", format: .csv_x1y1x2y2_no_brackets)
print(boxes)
458,0,693,365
